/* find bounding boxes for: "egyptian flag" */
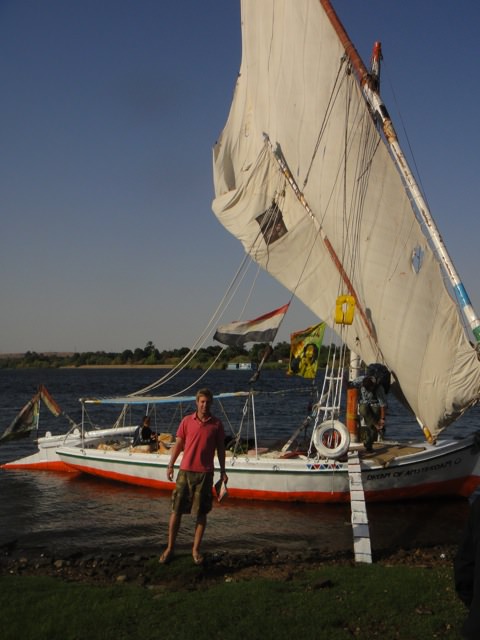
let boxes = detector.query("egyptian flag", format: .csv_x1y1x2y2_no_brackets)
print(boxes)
214,304,289,347
39,384,62,417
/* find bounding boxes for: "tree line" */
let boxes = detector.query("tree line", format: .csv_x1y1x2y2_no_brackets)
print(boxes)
0,340,334,370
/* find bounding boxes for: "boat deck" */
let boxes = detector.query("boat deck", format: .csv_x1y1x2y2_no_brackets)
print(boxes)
226,440,427,466
91,438,427,469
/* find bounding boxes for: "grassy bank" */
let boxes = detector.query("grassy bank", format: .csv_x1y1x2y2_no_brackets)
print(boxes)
0,561,466,639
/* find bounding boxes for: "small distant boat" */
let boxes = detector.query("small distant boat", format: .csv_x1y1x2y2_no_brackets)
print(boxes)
227,362,257,371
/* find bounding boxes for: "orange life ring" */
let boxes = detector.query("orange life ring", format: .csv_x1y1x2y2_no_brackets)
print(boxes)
334,295,356,325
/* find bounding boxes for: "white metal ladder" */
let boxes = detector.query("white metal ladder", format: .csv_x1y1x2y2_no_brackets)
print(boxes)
316,350,346,422
348,450,372,563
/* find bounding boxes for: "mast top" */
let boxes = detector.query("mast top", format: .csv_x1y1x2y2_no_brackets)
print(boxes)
370,41,382,90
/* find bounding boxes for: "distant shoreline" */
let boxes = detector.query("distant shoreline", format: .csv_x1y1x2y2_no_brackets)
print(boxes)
60,364,173,369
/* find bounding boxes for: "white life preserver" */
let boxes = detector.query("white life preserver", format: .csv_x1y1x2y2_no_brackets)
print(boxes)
312,420,350,458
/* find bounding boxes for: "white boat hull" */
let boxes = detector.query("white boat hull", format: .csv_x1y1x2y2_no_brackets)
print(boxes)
56,434,480,503
1,426,136,472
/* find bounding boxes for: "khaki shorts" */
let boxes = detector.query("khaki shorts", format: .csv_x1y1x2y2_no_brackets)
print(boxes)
171,470,213,516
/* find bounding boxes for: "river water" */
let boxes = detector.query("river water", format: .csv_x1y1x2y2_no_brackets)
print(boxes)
0,368,477,558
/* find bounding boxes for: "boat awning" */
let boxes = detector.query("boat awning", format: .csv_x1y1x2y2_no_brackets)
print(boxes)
79,391,251,406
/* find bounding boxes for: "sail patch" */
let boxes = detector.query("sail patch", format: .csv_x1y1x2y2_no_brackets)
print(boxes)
256,203,287,246
411,245,424,274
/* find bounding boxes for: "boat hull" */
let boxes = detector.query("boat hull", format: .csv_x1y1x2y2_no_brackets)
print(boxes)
56,434,480,503
1,426,136,472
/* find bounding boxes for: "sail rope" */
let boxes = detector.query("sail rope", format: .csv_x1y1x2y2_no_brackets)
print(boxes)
266,135,379,355
254,136,331,312
339,69,384,364
303,55,347,190
304,59,387,365
127,241,270,397
126,159,302,398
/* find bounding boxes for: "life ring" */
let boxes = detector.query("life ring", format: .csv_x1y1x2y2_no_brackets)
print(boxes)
312,420,350,458
334,295,355,325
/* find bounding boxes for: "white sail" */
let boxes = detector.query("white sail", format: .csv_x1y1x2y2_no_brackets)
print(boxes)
212,0,480,437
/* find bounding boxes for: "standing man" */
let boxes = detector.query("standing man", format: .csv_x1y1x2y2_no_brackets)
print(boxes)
355,374,387,452
160,388,228,565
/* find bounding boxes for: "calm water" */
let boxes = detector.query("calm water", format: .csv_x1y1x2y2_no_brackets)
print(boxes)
0,368,477,557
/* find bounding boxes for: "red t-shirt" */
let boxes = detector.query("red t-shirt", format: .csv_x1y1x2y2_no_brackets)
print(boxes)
176,412,225,472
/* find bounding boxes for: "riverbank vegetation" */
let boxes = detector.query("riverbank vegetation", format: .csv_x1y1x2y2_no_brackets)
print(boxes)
0,340,336,370
0,558,465,639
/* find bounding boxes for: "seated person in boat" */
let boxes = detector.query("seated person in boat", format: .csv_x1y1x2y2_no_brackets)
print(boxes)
133,416,158,449
352,374,387,452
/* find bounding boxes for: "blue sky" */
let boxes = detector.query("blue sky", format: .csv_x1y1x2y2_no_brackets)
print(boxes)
1,1,479,354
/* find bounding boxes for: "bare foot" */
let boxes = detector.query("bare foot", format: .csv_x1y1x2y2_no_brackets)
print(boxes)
159,549,173,564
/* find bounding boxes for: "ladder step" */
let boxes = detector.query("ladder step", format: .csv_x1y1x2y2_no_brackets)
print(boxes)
352,523,370,538
348,451,372,564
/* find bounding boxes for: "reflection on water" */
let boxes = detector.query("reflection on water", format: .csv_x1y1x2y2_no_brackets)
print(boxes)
1,468,469,557
0,468,349,555
0,368,476,557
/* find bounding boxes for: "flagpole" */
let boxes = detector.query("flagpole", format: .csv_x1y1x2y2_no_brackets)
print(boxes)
249,345,273,384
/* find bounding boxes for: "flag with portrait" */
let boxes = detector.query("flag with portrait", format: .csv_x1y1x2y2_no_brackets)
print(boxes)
287,322,326,379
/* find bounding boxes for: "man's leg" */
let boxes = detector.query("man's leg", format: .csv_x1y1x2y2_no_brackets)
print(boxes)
192,513,207,563
359,404,375,451
167,511,181,552
159,511,182,562
370,405,384,442
191,473,212,564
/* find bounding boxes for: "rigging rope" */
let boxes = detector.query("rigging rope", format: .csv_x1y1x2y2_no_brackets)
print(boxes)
128,238,270,397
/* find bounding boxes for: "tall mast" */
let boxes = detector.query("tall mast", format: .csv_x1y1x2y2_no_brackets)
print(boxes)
370,41,382,90
320,0,480,344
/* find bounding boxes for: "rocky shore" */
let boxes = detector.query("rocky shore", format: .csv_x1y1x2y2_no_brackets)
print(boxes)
0,543,458,590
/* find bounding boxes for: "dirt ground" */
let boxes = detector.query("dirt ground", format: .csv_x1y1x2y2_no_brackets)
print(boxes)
0,543,458,589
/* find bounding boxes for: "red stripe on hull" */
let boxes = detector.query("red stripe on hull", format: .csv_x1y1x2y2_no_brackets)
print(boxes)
226,487,347,503
64,462,175,491
225,477,480,503
363,476,480,502
1,460,75,472
60,462,480,503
